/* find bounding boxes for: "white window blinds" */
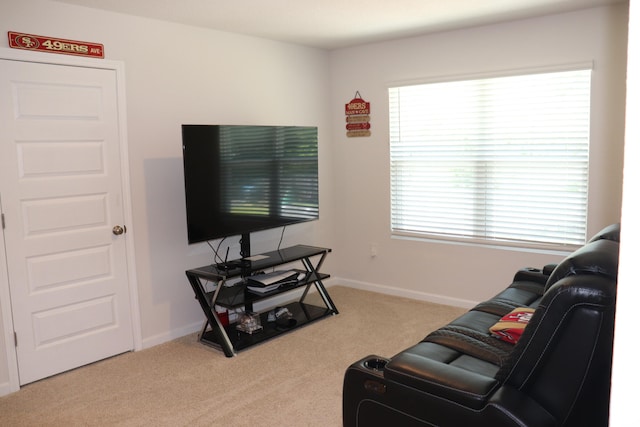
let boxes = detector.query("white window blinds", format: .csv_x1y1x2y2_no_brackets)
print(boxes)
389,68,592,247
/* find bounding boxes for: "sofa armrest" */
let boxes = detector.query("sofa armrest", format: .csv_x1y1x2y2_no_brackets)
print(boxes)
542,263,557,275
385,345,498,409
512,267,549,284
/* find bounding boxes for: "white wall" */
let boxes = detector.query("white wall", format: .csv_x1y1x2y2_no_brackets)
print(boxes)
0,0,333,391
329,4,628,306
610,1,638,425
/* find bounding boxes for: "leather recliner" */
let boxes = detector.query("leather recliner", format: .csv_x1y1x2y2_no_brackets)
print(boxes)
343,224,619,427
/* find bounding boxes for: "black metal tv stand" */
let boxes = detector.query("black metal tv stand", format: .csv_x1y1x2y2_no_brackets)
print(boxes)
185,245,337,357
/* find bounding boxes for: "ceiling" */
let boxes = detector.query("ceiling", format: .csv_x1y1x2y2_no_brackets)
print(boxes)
53,0,624,49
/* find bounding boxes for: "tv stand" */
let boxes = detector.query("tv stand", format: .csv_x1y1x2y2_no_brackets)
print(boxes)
185,245,337,357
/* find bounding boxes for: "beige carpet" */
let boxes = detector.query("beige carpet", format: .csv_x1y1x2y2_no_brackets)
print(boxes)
0,286,466,426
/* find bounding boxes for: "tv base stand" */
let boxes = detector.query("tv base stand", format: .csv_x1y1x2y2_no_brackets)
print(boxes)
185,245,337,357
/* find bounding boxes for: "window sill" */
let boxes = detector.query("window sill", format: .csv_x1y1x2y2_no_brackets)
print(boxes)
391,231,579,256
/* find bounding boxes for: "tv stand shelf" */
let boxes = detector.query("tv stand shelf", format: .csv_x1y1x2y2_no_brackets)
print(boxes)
185,245,337,357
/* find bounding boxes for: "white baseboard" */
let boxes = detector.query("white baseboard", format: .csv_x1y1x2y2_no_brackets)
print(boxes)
141,321,203,349
0,380,18,397
335,277,478,309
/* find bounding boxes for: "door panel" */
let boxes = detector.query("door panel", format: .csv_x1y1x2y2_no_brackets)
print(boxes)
0,59,134,385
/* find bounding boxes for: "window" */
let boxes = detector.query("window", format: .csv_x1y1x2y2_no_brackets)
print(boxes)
389,68,592,248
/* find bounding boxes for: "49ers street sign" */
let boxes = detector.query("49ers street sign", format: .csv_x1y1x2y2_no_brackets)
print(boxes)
8,31,104,58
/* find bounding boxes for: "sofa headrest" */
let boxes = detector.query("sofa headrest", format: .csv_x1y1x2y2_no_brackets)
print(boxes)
545,238,619,292
588,223,621,243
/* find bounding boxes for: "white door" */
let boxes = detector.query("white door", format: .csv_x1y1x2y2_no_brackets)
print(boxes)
0,58,134,385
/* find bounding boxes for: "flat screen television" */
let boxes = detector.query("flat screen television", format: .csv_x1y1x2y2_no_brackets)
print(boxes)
181,124,319,258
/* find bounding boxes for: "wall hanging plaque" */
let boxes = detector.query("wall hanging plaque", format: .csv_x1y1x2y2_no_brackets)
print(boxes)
345,91,371,137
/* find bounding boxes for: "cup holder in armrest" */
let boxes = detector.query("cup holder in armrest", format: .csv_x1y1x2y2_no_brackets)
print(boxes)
347,356,389,381
364,357,388,371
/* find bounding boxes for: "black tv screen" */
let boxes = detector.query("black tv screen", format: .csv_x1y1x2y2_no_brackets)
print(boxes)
182,124,319,245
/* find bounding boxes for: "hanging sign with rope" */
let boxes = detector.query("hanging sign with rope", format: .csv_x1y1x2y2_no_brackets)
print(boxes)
345,91,371,137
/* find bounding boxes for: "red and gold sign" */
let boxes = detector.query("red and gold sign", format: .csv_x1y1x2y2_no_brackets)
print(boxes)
346,122,371,131
345,92,371,137
345,98,370,116
8,31,104,58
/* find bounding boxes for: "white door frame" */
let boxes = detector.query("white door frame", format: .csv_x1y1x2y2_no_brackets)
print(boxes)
0,47,142,395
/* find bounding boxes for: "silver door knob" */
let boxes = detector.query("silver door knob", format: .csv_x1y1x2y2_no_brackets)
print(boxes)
112,225,126,235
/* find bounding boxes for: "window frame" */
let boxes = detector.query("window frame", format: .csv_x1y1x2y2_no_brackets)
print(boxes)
387,63,593,251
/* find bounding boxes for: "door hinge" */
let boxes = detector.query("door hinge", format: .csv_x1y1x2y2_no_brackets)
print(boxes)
14,332,17,347
1,213,4,229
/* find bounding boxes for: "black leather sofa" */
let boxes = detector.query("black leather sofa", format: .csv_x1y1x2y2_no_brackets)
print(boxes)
343,224,620,427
